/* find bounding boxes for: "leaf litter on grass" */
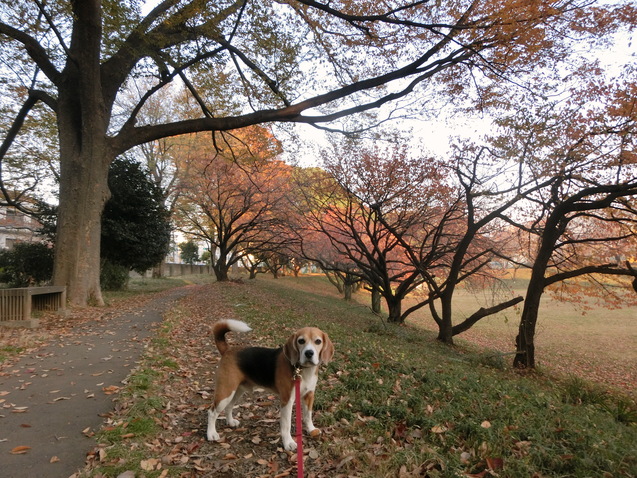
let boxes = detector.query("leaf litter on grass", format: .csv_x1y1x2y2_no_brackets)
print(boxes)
81,282,347,477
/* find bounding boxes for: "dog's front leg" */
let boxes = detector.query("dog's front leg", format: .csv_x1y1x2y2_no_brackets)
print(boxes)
280,394,296,451
302,390,318,435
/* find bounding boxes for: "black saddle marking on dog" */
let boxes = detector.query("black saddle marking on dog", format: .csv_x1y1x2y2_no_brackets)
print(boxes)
237,346,282,389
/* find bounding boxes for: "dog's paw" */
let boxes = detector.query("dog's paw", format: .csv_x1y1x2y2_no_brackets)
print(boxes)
309,428,321,438
282,438,297,451
207,431,221,442
227,418,240,428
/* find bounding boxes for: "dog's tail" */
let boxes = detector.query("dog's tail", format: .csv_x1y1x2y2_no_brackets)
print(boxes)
213,319,252,355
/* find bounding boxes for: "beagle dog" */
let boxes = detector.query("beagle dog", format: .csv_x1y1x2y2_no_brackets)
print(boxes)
207,319,334,451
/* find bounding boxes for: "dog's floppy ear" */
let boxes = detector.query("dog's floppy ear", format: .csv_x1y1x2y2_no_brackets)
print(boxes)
319,332,334,364
284,333,300,365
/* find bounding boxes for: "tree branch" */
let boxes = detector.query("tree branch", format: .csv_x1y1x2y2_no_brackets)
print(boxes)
544,263,636,287
0,22,61,84
451,296,524,336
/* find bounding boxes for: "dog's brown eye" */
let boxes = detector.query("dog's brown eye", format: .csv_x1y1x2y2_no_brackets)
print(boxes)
315,339,322,345
298,338,306,345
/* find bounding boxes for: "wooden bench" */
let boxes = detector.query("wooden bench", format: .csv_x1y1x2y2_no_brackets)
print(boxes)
0,286,66,328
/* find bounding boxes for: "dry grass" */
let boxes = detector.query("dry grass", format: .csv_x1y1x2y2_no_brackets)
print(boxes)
348,272,637,395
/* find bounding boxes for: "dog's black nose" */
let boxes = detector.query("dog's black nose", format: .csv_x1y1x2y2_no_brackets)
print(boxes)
305,350,314,358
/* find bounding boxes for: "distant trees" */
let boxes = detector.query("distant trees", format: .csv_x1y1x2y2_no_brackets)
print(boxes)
296,142,528,340
179,241,199,265
297,143,440,321
290,95,636,360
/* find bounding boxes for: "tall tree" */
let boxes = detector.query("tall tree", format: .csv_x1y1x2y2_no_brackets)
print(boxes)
0,0,616,306
487,78,637,368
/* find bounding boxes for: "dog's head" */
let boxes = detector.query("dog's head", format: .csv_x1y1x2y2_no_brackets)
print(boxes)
284,327,334,367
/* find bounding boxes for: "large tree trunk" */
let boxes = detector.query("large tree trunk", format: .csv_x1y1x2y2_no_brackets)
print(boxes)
53,147,111,306
52,0,112,306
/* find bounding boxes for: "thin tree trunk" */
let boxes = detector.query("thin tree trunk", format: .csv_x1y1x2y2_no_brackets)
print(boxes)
514,287,542,368
386,295,403,323
343,281,353,301
513,217,563,368
436,293,454,344
371,287,381,313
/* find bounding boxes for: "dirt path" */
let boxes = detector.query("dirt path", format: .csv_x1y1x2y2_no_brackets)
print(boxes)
0,286,193,478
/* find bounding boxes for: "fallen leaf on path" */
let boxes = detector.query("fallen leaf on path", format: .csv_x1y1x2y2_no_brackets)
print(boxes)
102,385,120,395
50,456,60,463
10,445,31,454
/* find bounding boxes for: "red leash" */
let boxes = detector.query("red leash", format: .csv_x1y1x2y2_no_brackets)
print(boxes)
294,370,304,477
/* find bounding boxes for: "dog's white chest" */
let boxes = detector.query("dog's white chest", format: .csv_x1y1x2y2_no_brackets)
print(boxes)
299,368,318,395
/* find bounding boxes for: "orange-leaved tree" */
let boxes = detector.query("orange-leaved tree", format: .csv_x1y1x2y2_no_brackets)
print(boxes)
298,141,446,322
174,127,292,281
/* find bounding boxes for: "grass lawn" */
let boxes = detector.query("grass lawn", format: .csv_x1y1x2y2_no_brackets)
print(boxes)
76,274,637,478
